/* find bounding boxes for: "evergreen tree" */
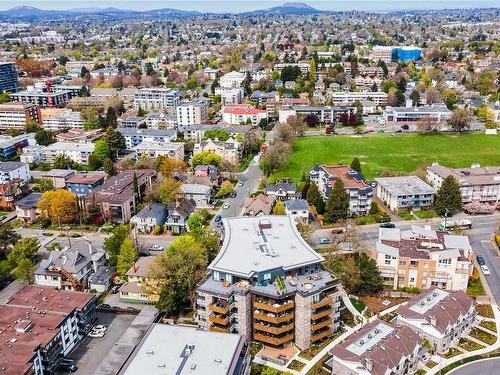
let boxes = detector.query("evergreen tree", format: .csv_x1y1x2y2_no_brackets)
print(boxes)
435,175,462,215
324,179,349,222
133,172,141,203
306,182,320,204
350,157,361,173
117,238,138,276
103,159,116,176
356,253,383,293
104,225,129,267
105,107,118,128
104,127,126,159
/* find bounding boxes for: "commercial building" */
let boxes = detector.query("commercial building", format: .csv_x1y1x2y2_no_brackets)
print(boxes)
120,324,250,375
193,138,240,165
370,46,421,63
0,285,96,374
0,102,41,131
330,91,388,107
117,128,176,149
86,169,156,223
383,105,452,123
0,61,19,93
65,171,106,196
11,87,72,108
375,225,473,291
279,105,353,125
329,319,422,375
222,104,267,125
395,288,476,353
133,88,180,110
134,141,184,160
35,239,106,291
43,110,84,130
220,71,246,88
176,100,209,126
426,163,500,204
310,165,373,216
0,161,30,184
375,176,436,212
196,216,342,350
214,87,245,105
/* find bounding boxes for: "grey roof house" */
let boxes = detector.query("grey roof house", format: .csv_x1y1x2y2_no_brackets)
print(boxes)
181,183,212,208
265,182,300,200
166,198,196,234
130,203,168,233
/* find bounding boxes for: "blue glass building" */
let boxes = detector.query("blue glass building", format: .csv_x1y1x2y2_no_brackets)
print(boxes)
0,62,20,93
392,47,422,62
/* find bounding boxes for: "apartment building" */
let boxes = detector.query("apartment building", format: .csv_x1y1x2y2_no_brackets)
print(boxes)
42,142,94,165
176,100,209,126
427,163,500,204
117,128,176,149
383,105,452,123
0,133,35,160
1,285,96,375
222,103,267,125
278,105,348,125
0,61,19,93
0,102,41,130
330,91,388,107
196,216,342,350
11,87,72,108
55,128,103,144
215,87,245,105
193,137,240,165
43,110,84,130
266,97,309,119
310,165,373,216
178,124,251,143
274,62,310,74
329,319,422,375
120,324,250,375
65,171,106,196
375,225,473,291
35,239,106,291
0,161,30,183
133,88,180,110
86,169,156,223
395,288,476,353
134,141,184,160
220,71,246,88
375,176,436,212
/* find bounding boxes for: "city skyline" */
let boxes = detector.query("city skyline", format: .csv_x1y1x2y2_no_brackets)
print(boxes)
1,0,499,13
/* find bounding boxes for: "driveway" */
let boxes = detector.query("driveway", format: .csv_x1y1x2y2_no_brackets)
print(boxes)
64,312,136,375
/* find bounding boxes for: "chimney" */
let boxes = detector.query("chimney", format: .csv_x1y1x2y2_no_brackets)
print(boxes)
429,315,437,327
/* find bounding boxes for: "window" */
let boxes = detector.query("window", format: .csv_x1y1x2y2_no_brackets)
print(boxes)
439,259,451,265
399,261,407,266
263,273,271,281
385,255,391,260
385,259,391,265
410,261,418,267
410,277,415,282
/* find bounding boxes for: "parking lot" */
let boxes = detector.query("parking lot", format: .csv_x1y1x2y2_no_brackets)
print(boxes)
61,312,136,375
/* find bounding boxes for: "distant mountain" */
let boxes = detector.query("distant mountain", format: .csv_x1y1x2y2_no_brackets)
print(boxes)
143,8,202,18
241,2,325,16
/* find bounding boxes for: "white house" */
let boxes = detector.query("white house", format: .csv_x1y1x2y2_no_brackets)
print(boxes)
220,71,245,88
130,203,168,232
181,183,212,208
0,161,31,184
284,199,310,223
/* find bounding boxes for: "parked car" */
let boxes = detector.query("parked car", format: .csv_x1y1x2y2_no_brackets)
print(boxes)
319,238,331,245
481,264,491,276
58,362,78,373
237,181,244,187
229,191,237,198
223,203,230,210
380,223,396,229
476,255,486,266
149,244,164,251
93,325,107,333
99,303,111,309
111,285,120,294
89,329,105,338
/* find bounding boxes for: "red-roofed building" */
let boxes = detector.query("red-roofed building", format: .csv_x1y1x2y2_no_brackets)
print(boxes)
0,285,96,375
222,104,267,125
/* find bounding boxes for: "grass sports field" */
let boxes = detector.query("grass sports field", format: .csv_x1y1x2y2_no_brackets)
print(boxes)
271,133,500,181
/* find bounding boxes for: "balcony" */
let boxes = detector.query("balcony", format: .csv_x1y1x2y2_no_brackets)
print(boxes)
311,307,332,321
311,295,333,310
254,332,294,346
209,324,230,333
254,322,294,335
209,314,229,326
254,300,294,314
208,303,229,314
311,317,332,331
254,311,295,324
311,328,332,342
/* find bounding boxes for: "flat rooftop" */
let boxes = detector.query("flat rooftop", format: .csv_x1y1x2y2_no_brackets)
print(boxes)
375,176,436,196
120,324,243,375
209,216,324,278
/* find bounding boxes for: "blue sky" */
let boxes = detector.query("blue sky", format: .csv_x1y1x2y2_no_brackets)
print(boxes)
1,1,499,12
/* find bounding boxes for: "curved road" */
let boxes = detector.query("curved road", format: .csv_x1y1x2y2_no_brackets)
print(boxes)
450,358,500,375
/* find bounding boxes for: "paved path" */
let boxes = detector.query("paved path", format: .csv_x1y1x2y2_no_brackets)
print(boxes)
449,357,500,375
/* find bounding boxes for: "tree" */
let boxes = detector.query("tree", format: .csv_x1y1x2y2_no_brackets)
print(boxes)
0,223,20,260
203,128,230,141
324,179,349,223
53,154,73,169
81,108,100,130
216,180,234,198
296,222,313,243
0,92,11,104
35,178,55,193
158,178,182,204
448,108,471,132
305,114,320,127
356,252,383,293
186,213,203,235
410,90,420,106
325,254,360,294
8,238,40,265
35,129,56,146
191,152,222,167
117,238,138,276
286,115,307,136
274,122,294,143
38,190,77,224
103,159,116,176
104,225,129,267
88,154,102,170
137,106,148,116
15,258,35,283
92,140,111,162
426,88,442,104
350,157,361,173
435,175,462,215
158,157,187,178
305,182,325,214
416,117,439,133
272,200,285,215
259,141,291,175
104,127,126,159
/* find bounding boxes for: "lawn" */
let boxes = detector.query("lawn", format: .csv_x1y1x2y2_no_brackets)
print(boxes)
476,304,495,318
271,133,500,181
467,277,486,297
470,327,497,345
458,337,485,351
349,298,366,314
480,320,497,333
287,360,306,371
